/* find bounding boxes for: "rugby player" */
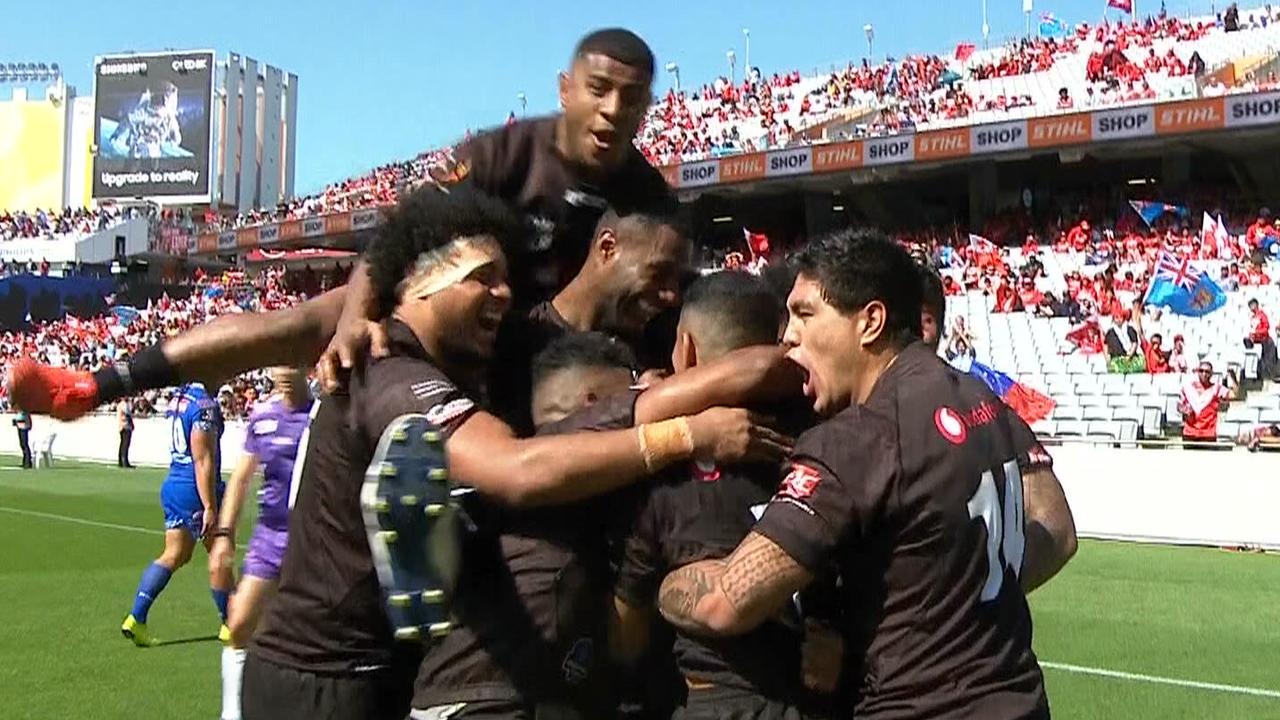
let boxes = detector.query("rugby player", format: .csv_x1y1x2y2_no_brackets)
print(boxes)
241,187,791,720
121,381,234,647
6,27,671,418
208,367,314,720
612,271,831,720
655,229,1078,719
491,203,687,432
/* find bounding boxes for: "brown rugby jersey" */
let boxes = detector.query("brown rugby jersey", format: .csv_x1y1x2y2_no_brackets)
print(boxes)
487,300,577,435
754,342,1052,720
432,115,674,304
250,320,480,675
616,458,806,703
411,391,645,713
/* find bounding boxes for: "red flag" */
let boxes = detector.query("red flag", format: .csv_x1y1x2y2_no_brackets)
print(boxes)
743,229,770,258
954,42,977,62
1108,0,1133,12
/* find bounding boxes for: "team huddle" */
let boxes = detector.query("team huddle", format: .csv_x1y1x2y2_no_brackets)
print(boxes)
9,28,1077,720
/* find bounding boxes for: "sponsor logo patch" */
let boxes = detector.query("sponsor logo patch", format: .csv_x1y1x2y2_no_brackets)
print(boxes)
934,406,969,445
779,463,821,500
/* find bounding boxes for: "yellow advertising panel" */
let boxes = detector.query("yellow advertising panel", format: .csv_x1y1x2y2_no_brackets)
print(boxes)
0,101,65,211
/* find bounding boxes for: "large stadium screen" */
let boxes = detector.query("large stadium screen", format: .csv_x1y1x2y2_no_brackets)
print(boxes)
92,50,214,201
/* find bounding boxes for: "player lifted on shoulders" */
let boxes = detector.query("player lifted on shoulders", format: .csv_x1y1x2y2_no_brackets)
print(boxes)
208,367,314,720
122,382,234,647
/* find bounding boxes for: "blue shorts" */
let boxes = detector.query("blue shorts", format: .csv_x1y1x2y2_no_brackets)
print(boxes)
160,478,225,539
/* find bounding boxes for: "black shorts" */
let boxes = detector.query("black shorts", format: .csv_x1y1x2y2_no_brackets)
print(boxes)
673,687,807,720
241,651,416,720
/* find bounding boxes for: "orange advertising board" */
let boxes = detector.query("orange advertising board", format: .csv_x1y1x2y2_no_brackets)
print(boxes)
1155,98,1225,134
1027,114,1092,148
915,128,971,161
811,141,863,172
719,154,767,183
325,213,353,234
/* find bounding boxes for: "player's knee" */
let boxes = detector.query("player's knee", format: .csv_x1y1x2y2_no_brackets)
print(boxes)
165,545,194,568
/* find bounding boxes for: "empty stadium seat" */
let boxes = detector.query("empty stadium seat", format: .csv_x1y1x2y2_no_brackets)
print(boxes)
1056,420,1088,437
1082,406,1114,421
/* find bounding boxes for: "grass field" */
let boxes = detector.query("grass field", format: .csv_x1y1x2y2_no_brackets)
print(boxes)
1,459,1278,720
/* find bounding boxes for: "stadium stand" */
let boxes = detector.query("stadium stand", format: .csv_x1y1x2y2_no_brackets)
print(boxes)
4,5,1280,453
158,4,1280,237
0,264,324,419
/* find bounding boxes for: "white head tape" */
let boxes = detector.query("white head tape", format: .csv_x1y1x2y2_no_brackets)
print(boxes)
401,236,501,299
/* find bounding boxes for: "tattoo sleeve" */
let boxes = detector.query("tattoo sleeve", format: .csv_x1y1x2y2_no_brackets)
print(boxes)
658,532,812,636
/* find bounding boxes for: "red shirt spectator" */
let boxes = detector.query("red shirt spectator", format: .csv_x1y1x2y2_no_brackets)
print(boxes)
1179,362,1230,442
1248,300,1271,343
1144,333,1171,373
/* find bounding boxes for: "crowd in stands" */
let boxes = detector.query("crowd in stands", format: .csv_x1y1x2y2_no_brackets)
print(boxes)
151,4,1280,235
0,265,308,418
0,205,138,241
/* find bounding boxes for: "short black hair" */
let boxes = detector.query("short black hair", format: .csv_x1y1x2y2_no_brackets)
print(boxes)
792,228,923,344
531,331,637,392
681,271,782,355
574,28,656,78
760,260,799,308
918,263,946,330
364,186,526,319
594,199,685,243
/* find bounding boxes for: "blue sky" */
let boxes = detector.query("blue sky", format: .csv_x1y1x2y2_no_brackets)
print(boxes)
5,0,1235,194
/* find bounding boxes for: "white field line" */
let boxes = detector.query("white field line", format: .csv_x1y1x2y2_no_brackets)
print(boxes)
1042,661,1280,699
0,506,161,536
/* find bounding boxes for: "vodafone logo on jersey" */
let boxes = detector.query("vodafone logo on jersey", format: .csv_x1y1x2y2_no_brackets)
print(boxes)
934,407,969,445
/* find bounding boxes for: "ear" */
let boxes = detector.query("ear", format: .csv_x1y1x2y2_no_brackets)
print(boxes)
671,329,697,373
558,70,571,109
596,228,619,263
859,300,888,348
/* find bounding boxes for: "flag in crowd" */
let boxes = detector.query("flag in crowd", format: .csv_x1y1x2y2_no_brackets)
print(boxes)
1144,250,1227,317
1129,200,1190,228
949,355,1057,425
1039,12,1068,36
1108,0,1134,14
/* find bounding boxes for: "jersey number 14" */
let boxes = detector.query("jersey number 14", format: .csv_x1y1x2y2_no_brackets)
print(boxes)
966,459,1025,602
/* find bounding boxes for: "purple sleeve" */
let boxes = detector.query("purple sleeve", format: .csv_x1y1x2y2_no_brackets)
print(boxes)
241,407,271,456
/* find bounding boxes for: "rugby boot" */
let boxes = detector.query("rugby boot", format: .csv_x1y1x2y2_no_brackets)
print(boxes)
362,414,461,644
120,614,157,648
8,357,100,420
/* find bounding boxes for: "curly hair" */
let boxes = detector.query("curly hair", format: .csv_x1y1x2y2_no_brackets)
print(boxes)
363,186,526,320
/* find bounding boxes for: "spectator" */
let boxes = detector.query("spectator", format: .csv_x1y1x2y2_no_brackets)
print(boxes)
1178,361,1235,446
1144,332,1171,373
1246,298,1278,379
1104,308,1145,373
1169,334,1191,373
1057,87,1074,109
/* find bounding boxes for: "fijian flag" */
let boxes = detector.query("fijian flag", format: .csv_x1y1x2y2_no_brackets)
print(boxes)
1143,250,1227,317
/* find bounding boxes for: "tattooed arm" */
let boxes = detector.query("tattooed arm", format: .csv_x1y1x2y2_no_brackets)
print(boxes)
657,532,812,636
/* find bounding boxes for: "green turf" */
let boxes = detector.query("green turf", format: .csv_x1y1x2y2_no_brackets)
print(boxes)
0,459,1277,719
